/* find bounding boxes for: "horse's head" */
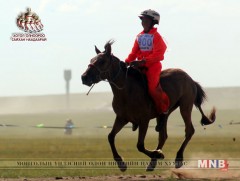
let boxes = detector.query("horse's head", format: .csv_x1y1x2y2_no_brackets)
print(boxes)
82,40,114,87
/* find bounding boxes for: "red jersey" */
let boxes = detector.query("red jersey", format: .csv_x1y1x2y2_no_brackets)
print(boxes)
125,27,167,67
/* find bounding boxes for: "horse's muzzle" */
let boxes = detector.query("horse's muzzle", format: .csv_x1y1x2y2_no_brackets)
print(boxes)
81,74,93,87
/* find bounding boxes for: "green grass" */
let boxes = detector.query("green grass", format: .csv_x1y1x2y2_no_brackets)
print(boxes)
0,136,238,159
0,135,239,178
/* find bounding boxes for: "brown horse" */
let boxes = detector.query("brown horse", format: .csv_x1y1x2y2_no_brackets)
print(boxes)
81,40,216,171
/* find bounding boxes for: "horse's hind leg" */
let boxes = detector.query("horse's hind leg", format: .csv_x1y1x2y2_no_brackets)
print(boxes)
175,104,195,168
108,116,128,172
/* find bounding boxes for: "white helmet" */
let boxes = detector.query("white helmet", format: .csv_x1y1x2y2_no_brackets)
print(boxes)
139,9,160,24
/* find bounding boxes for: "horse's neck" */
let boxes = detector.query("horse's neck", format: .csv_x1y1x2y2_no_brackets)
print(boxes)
109,70,127,96
108,57,148,100
108,58,126,92
109,71,147,100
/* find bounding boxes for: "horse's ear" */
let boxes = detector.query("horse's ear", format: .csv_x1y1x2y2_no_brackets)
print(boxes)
95,45,101,54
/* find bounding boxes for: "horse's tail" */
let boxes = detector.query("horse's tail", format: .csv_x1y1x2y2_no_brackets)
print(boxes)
194,82,216,126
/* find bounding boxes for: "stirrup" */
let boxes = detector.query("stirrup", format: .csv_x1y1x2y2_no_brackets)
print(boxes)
162,110,169,114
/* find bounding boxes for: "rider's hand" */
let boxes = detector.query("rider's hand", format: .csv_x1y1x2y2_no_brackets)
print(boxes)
130,60,146,67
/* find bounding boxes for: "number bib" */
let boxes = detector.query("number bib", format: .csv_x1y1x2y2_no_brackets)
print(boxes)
137,34,154,51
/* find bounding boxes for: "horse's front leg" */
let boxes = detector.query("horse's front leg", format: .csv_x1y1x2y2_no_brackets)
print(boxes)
108,116,128,172
147,115,168,171
137,121,164,171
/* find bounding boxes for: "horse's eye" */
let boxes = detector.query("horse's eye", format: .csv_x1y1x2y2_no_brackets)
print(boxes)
98,59,105,65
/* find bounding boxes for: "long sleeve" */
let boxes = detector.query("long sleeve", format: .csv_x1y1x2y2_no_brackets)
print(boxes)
125,28,167,66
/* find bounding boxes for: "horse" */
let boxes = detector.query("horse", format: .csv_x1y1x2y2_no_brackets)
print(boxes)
81,40,216,172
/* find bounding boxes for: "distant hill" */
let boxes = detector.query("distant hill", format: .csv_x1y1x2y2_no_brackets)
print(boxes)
0,87,239,114
0,93,113,114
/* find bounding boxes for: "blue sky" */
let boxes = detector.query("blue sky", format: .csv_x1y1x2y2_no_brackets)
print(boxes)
0,0,239,96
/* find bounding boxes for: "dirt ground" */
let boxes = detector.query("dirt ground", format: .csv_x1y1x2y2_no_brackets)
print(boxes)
0,175,164,181
0,175,170,181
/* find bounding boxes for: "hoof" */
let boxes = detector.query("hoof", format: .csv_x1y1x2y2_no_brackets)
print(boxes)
175,158,183,168
153,149,164,159
115,159,127,172
146,158,157,171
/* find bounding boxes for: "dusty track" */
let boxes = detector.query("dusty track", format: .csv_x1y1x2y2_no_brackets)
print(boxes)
1,170,240,181
0,175,164,181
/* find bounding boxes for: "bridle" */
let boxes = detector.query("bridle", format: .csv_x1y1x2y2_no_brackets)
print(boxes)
86,55,127,95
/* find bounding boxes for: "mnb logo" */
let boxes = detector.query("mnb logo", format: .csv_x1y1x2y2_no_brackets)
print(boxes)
198,160,228,171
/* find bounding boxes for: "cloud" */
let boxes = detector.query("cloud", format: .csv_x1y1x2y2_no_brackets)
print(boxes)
84,1,101,15
57,2,79,13
55,0,88,13
38,0,54,13
37,0,86,13
161,0,240,18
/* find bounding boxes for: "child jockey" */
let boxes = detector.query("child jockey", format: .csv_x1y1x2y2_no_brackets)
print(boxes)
125,9,170,131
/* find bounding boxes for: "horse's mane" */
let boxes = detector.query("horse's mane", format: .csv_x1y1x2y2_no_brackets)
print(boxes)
104,39,115,50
